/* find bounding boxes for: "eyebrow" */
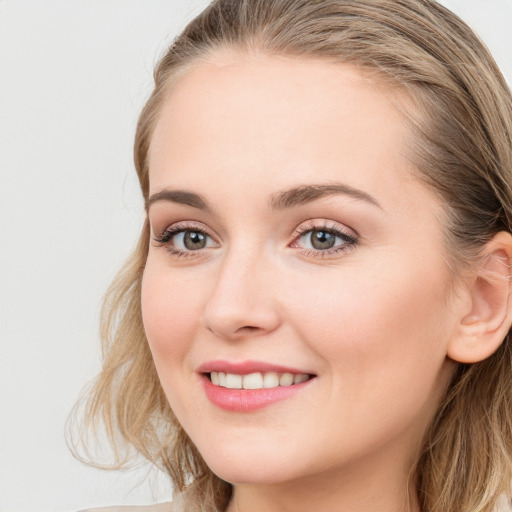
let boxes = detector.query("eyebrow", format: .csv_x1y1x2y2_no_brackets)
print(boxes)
145,189,212,212
269,182,382,211
145,182,382,212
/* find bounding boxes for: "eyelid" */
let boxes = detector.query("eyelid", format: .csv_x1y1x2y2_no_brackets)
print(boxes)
152,220,216,240
289,219,359,258
152,218,358,260
152,220,219,257
291,219,358,242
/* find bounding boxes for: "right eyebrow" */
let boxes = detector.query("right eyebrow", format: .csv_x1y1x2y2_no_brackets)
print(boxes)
145,189,213,213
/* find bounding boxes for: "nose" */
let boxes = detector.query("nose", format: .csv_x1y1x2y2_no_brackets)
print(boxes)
201,249,281,341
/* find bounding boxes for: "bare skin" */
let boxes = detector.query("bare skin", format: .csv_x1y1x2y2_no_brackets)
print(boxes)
141,54,510,512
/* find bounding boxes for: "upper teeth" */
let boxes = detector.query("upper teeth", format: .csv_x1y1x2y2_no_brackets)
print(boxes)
210,371,309,389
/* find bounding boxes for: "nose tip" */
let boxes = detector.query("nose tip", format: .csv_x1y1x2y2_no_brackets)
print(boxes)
201,294,280,340
202,317,272,340
200,257,281,341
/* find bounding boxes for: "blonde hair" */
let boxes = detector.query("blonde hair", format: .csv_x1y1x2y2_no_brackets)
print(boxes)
71,1,512,511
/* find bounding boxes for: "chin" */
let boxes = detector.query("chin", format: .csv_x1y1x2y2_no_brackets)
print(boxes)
208,462,295,486
197,442,302,485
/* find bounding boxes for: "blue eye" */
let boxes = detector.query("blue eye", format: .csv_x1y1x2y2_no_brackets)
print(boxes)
153,220,358,260
293,224,358,256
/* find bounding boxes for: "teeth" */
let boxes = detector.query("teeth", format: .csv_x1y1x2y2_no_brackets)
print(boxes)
293,373,309,384
225,373,243,389
279,373,294,386
263,371,279,388
243,372,263,389
209,371,310,390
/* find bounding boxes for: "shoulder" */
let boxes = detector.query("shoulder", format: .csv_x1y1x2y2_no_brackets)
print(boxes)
79,502,174,512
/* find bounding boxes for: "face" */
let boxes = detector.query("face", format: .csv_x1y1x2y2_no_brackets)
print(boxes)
141,55,460,488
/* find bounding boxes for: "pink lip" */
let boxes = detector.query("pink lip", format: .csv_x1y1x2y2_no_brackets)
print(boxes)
197,359,312,375
197,360,316,412
201,376,313,412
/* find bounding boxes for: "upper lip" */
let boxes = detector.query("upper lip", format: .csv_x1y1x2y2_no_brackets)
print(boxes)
197,360,315,375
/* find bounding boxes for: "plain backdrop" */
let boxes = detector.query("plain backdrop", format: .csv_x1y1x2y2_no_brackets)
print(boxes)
0,1,511,511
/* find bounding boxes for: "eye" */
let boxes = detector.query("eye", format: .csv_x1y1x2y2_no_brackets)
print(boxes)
173,230,210,250
153,223,218,257
291,221,358,257
300,229,339,250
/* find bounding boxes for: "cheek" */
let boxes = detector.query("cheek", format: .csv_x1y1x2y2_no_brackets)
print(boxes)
141,261,204,367
288,260,450,341
284,255,455,405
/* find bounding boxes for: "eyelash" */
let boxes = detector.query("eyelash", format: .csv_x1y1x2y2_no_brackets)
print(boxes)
290,220,358,259
152,220,358,260
152,221,214,259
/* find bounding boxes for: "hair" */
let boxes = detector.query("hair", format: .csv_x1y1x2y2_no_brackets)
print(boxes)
70,1,512,511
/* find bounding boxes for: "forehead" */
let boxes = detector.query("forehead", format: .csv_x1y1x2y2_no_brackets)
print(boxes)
148,53,433,216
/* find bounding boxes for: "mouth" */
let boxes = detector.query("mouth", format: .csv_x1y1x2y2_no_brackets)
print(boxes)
207,371,312,389
198,361,316,412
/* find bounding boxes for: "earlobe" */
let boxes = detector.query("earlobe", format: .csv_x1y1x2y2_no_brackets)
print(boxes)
447,232,512,364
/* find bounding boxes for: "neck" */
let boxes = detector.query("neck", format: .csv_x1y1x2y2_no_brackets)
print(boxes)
226,452,421,512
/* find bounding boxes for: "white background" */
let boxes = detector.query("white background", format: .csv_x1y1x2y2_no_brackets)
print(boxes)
0,1,511,511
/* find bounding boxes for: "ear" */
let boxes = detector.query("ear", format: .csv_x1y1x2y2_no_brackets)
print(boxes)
448,231,512,364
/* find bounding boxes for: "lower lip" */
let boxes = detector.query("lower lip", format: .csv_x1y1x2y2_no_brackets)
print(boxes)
201,375,313,412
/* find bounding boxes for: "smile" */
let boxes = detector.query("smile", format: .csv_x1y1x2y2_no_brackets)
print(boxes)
209,371,311,389
197,361,316,411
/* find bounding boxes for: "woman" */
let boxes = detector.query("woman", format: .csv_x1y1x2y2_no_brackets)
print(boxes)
74,0,512,511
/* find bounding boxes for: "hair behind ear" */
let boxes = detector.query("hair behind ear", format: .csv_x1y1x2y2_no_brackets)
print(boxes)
417,337,512,511
415,231,512,511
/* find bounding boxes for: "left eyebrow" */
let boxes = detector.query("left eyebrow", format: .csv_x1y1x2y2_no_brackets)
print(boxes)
269,182,383,211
